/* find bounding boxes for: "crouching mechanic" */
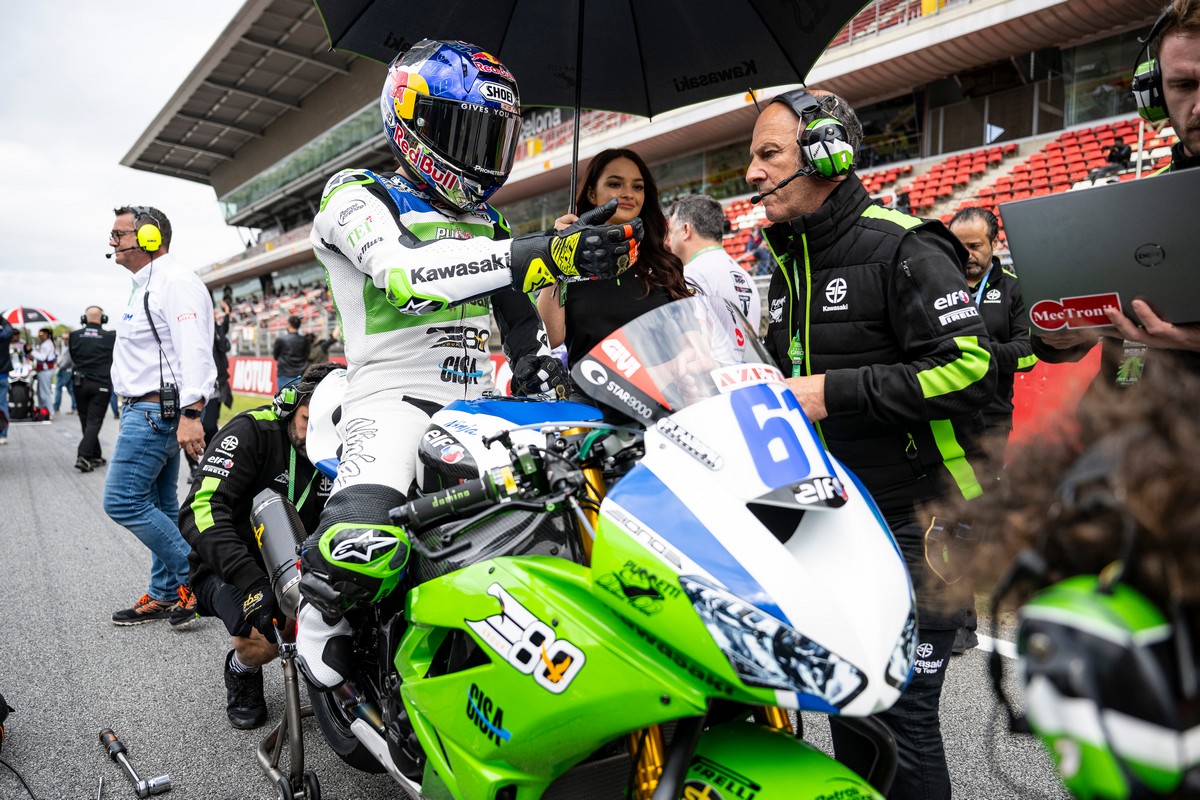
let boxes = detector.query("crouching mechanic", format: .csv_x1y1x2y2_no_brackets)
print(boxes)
180,363,340,728
293,39,641,691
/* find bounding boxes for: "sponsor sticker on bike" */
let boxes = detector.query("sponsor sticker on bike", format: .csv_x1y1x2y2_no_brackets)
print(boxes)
710,364,784,393
467,583,585,694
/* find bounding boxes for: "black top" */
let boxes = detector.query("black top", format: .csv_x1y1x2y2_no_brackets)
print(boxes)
971,258,1035,431
273,331,309,376
180,408,331,594
68,324,116,382
563,270,673,368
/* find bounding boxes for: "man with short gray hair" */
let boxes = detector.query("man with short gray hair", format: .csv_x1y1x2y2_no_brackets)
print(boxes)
666,195,762,333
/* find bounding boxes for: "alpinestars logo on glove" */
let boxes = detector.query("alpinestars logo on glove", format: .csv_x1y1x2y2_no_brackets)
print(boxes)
331,530,398,563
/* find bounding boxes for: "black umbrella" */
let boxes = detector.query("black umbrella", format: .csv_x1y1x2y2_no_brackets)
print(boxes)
313,0,868,203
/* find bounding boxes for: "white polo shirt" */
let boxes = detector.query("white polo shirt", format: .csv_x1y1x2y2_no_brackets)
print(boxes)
684,246,763,335
111,252,217,407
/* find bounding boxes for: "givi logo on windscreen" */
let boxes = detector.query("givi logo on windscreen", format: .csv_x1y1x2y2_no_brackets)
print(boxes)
1029,293,1121,331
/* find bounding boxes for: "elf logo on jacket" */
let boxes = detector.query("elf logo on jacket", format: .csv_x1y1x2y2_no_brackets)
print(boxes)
985,288,1001,303
825,278,847,304
934,290,970,311
467,583,586,694
466,683,511,746
409,253,508,283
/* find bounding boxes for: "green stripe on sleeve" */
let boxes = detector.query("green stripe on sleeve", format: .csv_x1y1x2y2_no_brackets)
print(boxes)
190,476,223,533
860,205,922,230
929,420,983,500
1017,353,1039,370
917,336,990,398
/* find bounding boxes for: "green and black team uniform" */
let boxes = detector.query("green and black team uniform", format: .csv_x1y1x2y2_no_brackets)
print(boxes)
970,256,1037,435
179,407,331,636
1032,141,1200,386
762,173,995,800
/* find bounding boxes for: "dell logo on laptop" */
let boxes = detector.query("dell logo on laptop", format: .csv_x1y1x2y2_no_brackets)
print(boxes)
1135,243,1165,267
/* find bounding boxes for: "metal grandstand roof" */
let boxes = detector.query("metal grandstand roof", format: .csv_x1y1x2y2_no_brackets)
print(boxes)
121,0,356,186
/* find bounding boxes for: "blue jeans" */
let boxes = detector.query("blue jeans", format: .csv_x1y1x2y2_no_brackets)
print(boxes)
0,373,8,438
110,391,120,418
54,368,75,412
103,402,191,602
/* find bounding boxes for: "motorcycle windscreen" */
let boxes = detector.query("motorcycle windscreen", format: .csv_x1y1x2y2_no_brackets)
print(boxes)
571,295,768,424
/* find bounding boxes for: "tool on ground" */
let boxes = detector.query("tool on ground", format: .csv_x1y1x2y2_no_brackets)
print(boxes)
98,728,172,798
97,776,104,800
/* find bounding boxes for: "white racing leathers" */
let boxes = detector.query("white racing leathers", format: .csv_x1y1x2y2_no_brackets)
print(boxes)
311,168,552,499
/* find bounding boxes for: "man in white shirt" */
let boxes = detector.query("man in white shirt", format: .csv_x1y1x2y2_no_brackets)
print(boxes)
666,195,763,334
103,205,216,627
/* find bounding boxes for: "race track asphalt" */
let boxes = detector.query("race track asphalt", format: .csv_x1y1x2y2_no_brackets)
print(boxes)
0,417,1068,799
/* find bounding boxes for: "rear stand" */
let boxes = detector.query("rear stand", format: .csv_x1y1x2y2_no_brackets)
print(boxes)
257,639,321,800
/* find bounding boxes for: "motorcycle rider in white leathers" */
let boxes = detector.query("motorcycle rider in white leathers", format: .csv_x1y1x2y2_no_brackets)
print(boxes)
295,39,642,691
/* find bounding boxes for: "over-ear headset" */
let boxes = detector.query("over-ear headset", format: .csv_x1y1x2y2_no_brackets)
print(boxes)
273,376,314,421
1132,8,1174,123
81,309,109,325
773,89,857,179
130,205,163,253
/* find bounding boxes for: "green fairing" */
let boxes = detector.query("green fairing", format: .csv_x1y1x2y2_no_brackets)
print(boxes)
686,721,883,799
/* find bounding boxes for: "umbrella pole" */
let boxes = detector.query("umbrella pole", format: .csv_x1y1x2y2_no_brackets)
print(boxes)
568,0,585,215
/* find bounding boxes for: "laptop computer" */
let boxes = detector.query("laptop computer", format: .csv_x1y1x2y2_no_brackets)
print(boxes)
998,167,1200,331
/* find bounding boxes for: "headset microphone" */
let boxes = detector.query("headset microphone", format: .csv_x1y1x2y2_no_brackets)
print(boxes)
105,246,139,259
751,166,813,204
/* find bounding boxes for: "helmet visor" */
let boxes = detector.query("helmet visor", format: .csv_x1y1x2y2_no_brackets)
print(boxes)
411,95,521,185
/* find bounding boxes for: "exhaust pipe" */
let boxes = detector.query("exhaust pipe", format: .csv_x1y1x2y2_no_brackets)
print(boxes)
250,489,308,618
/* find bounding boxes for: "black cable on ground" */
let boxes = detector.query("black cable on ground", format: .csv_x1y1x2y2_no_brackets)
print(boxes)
0,757,39,800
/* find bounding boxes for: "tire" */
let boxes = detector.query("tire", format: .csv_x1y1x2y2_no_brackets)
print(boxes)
8,382,30,421
307,685,386,774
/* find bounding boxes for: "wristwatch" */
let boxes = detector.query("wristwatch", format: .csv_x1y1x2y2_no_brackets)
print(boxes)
181,407,203,419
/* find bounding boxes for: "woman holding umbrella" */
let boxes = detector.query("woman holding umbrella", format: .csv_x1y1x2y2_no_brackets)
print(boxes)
537,148,691,385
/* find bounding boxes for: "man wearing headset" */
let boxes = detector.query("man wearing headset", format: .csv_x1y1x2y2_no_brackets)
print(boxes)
747,89,995,800
106,205,216,627
68,306,117,472
1036,0,1200,378
180,363,338,730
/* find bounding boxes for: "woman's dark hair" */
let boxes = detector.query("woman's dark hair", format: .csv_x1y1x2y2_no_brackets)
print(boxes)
575,148,689,301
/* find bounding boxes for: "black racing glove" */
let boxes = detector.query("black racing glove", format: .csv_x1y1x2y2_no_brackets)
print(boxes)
510,198,642,293
242,579,282,644
511,354,569,399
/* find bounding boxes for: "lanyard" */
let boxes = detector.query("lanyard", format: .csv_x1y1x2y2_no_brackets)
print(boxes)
972,264,993,307
687,245,724,264
288,446,318,511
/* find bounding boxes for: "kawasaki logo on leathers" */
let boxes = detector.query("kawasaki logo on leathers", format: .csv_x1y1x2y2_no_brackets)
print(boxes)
410,253,508,283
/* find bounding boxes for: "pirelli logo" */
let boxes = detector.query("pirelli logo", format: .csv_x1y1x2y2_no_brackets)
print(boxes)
938,306,979,326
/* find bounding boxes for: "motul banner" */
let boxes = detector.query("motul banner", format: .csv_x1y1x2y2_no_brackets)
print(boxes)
228,357,277,397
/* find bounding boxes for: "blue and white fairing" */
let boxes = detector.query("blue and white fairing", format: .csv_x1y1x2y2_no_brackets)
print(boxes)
575,296,917,717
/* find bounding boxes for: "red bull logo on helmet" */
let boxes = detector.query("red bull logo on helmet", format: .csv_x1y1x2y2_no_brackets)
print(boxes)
395,135,460,191
471,51,514,81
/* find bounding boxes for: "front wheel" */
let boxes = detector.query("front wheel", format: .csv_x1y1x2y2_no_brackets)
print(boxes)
307,686,386,774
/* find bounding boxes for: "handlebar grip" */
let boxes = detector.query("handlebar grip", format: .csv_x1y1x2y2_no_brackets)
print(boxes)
99,728,126,760
390,471,508,529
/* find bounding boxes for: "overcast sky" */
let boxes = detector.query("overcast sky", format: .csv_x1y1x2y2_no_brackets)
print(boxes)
0,1,248,328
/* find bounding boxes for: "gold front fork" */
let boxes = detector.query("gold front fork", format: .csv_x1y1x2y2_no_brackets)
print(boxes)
753,706,795,734
627,725,666,799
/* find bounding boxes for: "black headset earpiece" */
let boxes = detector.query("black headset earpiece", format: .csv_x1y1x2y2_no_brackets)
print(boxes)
130,205,164,253
1133,8,1174,123
273,375,312,420
81,310,109,325
773,89,856,179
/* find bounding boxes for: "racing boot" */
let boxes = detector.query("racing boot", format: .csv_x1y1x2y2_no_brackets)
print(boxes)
224,649,267,729
295,601,355,691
